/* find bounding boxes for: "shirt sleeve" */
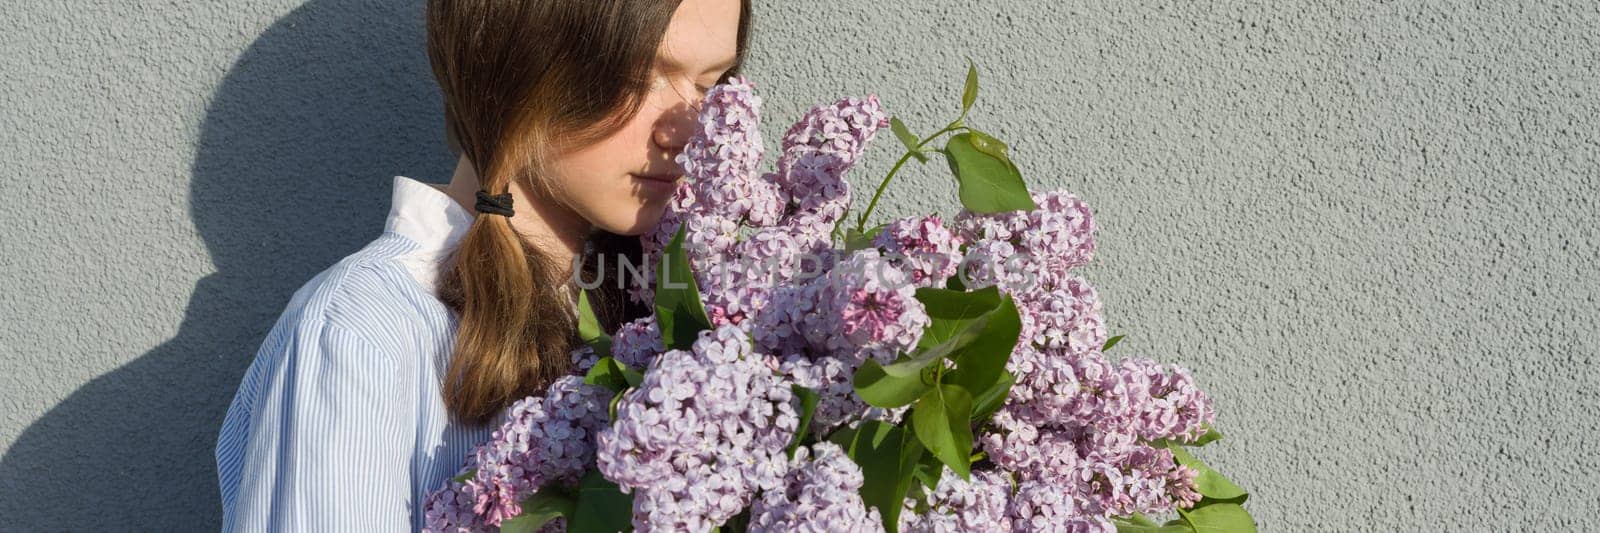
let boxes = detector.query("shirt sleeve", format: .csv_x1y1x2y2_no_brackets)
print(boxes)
216,313,413,532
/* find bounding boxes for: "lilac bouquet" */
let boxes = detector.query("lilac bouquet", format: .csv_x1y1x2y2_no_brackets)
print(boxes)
424,66,1256,533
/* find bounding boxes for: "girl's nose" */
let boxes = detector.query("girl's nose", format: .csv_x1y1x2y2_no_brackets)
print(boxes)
652,94,700,152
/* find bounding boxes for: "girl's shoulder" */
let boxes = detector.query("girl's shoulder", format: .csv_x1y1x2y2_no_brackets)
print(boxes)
274,233,455,357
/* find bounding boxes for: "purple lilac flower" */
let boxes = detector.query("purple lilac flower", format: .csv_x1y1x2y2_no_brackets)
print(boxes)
1006,349,1131,429
1076,444,1196,516
777,352,905,432
596,325,800,532
978,350,1209,519
954,189,1104,361
1166,464,1203,508
984,419,1084,487
1120,358,1217,443
422,477,489,533
956,239,1040,295
1007,481,1114,533
958,241,1105,357
607,315,665,369
1019,275,1107,354
750,283,819,357
802,249,928,365
954,189,1095,272
772,95,890,225
755,249,927,366
749,442,885,532
639,83,887,335
475,376,610,524
569,345,600,375
738,249,926,433
675,76,771,224
900,470,1011,532
775,353,857,431
700,223,838,326
420,376,610,530
872,215,964,288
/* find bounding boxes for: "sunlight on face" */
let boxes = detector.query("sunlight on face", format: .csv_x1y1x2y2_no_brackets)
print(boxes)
549,0,741,236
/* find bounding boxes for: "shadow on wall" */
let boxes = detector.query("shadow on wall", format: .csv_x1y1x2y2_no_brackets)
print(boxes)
0,0,454,528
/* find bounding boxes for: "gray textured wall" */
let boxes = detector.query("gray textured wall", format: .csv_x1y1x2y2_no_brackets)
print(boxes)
1,0,1594,530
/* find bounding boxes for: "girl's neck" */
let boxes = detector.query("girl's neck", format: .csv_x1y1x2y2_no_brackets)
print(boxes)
441,155,590,273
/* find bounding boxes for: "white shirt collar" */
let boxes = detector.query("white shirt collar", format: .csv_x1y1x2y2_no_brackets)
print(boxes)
385,175,474,296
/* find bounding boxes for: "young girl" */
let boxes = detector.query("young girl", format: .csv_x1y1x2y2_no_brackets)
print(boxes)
214,0,750,529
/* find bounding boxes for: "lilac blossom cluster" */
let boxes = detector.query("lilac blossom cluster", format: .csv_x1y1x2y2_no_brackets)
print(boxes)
956,190,1105,353
968,342,1214,520
640,75,919,432
748,442,885,532
895,349,1213,529
909,194,1215,526
637,75,889,328
760,248,928,431
422,374,611,532
900,472,1118,533
872,215,964,288
595,325,800,531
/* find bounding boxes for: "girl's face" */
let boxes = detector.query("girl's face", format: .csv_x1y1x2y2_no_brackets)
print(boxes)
547,0,742,236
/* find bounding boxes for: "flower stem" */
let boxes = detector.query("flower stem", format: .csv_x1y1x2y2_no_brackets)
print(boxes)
855,121,966,233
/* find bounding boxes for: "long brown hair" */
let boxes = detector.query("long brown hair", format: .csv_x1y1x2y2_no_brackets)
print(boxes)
426,0,753,424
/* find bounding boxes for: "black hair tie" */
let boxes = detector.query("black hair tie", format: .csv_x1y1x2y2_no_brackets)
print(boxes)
475,189,515,217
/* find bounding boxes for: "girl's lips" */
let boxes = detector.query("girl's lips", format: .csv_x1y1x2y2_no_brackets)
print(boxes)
631,173,680,183
631,173,680,194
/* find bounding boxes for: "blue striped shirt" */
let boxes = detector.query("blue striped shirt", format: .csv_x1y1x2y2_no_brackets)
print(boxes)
216,176,493,531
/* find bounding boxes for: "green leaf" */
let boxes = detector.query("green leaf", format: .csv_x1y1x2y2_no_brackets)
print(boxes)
1102,334,1126,351
890,117,930,163
854,358,930,408
967,129,1009,159
568,470,634,533
607,390,623,422
881,325,980,379
450,469,477,483
500,490,577,533
827,425,858,450
911,451,945,493
576,290,613,356
845,224,886,253
1167,445,1249,503
620,365,643,388
880,287,1006,379
944,273,966,291
845,420,924,533
718,509,752,532
911,384,974,480
1178,502,1256,533
944,296,1022,396
961,60,979,115
1190,424,1224,447
655,225,711,350
583,357,631,393
1123,514,1158,526
915,287,1003,350
969,370,1015,422
943,131,1036,214
1112,517,1195,533
788,385,821,457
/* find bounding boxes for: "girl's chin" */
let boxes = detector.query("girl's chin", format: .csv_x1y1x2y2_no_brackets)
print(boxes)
594,203,670,237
